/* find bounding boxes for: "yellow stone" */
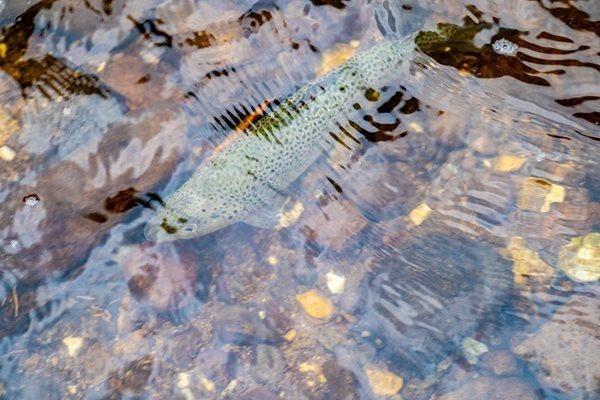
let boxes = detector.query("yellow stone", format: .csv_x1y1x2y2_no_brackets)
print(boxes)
0,145,16,161
541,182,565,212
296,290,335,319
558,232,600,282
177,372,190,388
299,362,327,386
315,42,359,76
267,255,278,265
0,108,20,146
67,385,77,395
507,237,554,285
326,271,346,294
518,177,565,212
0,43,7,58
222,379,238,396
284,329,297,342
408,202,432,225
200,375,215,392
408,122,424,133
278,201,304,228
492,155,527,172
62,336,84,357
365,367,404,396
141,50,160,65
177,374,195,400
96,61,107,73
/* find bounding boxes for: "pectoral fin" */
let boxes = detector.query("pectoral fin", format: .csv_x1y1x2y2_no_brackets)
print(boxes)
242,194,292,230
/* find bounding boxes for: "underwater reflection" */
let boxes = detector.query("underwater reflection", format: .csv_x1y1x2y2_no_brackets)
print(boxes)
0,0,109,99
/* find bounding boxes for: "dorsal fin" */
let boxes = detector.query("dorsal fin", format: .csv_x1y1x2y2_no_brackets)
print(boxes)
153,0,332,150
182,40,322,149
158,0,376,152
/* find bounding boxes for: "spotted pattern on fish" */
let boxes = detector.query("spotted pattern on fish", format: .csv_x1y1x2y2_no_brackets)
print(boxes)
415,23,489,52
145,37,423,241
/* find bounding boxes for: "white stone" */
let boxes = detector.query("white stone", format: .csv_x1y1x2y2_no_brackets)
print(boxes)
0,145,16,161
326,271,346,294
62,336,84,357
461,337,489,364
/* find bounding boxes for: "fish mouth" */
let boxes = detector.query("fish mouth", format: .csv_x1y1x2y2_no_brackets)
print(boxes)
144,221,177,243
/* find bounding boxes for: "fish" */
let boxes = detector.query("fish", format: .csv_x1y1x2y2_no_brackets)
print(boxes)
145,35,421,242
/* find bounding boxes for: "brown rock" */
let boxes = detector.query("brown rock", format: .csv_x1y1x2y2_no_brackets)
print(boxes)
251,344,285,385
117,243,199,311
482,351,518,376
213,305,278,346
322,359,358,400
512,292,600,396
0,102,185,286
301,199,367,251
79,342,111,385
434,377,539,400
236,386,279,400
193,349,236,390
102,53,174,110
108,355,154,397
169,327,206,367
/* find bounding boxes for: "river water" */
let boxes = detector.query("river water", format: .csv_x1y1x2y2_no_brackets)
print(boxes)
0,1,598,399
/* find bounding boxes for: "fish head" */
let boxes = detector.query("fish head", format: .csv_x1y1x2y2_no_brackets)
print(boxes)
144,203,235,242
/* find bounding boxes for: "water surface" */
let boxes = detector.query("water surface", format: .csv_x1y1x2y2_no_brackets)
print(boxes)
0,1,598,399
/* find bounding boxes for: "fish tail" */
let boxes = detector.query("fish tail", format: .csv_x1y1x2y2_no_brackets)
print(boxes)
372,0,427,39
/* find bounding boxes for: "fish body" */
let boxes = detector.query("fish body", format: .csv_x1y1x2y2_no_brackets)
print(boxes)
145,37,417,242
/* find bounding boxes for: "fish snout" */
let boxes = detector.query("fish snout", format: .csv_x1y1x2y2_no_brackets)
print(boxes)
144,220,173,243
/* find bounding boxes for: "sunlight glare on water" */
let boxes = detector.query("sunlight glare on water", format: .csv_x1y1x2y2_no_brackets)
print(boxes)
0,0,598,399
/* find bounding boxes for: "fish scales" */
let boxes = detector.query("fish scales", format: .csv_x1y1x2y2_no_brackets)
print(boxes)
145,38,416,241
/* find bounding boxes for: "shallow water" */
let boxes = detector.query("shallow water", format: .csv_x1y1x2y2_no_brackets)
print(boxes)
0,1,598,399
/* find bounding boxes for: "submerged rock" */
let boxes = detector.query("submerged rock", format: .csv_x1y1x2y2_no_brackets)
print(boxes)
237,386,279,400
482,350,519,377
296,290,335,320
461,337,489,365
354,233,512,378
434,377,539,400
518,177,565,213
558,232,600,282
364,366,404,396
213,305,278,346
251,344,285,385
507,237,554,287
108,355,154,397
322,359,359,400
512,292,600,397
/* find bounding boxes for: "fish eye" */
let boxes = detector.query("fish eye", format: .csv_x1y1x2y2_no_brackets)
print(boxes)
182,223,197,233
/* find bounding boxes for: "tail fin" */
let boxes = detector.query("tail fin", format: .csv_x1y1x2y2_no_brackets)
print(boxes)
372,0,430,39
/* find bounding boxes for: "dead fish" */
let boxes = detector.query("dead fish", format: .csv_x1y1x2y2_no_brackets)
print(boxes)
145,36,419,242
